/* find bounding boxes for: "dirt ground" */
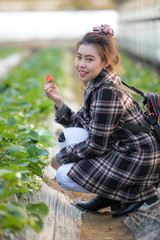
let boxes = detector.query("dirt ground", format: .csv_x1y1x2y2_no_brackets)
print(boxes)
48,176,134,240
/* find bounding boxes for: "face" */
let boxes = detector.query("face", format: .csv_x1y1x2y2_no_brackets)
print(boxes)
75,44,106,83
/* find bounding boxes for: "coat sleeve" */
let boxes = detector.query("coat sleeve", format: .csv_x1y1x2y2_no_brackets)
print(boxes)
54,102,81,128
58,87,125,164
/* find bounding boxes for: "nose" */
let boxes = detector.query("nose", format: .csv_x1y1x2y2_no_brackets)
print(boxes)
79,59,86,68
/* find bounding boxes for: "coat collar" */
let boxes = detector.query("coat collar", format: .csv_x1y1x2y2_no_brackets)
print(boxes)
88,69,121,92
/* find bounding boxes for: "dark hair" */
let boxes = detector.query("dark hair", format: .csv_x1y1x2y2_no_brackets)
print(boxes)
76,32,123,73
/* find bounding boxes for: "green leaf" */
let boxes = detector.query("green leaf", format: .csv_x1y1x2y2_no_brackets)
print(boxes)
0,183,6,198
26,144,48,158
27,162,42,176
27,202,48,218
0,116,6,123
27,144,38,157
29,131,39,141
25,78,40,89
25,109,39,118
31,217,43,233
36,149,48,156
7,145,25,155
1,131,15,140
0,169,13,177
4,165,28,173
28,157,39,163
17,161,29,167
6,116,16,126
21,136,30,142
37,127,53,138
17,125,30,130
3,214,24,231
4,202,26,218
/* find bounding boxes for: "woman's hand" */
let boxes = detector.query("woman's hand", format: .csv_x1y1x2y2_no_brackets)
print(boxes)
44,81,63,109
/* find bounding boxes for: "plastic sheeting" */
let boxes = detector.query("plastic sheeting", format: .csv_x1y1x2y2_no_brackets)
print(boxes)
124,188,160,240
11,181,82,240
117,0,160,64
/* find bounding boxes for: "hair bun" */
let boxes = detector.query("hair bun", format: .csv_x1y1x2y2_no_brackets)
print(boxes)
93,24,114,37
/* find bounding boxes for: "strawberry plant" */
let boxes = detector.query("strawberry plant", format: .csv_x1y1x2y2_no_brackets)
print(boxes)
0,46,67,236
120,51,160,92
0,46,24,58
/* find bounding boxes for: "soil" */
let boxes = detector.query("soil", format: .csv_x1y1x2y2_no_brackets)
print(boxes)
48,177,134,240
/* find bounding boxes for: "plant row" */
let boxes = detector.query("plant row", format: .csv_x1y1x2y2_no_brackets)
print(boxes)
0,46,67,236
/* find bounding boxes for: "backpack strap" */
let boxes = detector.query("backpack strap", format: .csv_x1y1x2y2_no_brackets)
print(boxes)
106,81,145,97
117,120,150,134
108,81,160,142
105,82,151,135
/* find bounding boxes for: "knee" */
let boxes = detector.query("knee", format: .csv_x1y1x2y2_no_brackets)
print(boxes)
56,165,65,185
56,164,72,190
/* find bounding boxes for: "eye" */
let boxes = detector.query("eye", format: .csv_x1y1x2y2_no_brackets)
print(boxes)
87,58,93,62
76,55,81,60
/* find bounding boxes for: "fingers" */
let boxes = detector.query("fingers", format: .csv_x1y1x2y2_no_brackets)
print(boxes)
46,87,53,93
44,82,54,88
44,82,56,90
43,81,60,103
44,82,54,93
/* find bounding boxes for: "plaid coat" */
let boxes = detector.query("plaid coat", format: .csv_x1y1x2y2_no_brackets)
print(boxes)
55,70,160,202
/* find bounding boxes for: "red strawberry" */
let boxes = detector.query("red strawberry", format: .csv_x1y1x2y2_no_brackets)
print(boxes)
46,74,54,83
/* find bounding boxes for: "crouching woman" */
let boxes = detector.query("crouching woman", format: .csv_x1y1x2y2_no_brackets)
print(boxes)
44,24,160,217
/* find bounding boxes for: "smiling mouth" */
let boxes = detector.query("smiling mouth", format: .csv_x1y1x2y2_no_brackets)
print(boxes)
79,70,88,77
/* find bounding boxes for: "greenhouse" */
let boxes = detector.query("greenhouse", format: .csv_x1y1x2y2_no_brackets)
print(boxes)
0,1,160,240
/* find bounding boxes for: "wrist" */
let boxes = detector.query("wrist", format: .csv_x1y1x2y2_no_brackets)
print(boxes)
55,100,63,109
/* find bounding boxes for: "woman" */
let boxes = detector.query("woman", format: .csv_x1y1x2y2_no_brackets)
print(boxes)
44,24,159,217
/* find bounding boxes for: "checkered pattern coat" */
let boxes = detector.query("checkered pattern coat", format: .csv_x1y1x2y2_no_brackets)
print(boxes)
55,70,160,202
